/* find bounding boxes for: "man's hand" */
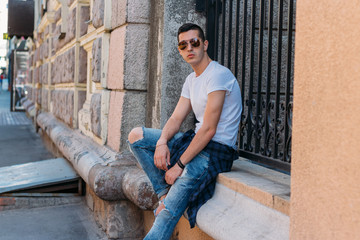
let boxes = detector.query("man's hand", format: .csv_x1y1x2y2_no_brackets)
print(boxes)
154,144,170,171
165,164,183,185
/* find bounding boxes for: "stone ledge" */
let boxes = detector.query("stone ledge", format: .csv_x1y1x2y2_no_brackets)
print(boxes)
36,112,157,210
196,159,290,240
218,159,290,215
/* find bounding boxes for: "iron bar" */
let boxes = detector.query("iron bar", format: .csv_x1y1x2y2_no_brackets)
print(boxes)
204,0,294,173
215,0,220,60
283,0,294,163
234,0,241,78
254,0,265,153
221,0,226,64
239,0,248,148
265,0,274,157
273,0,283,159
245,0,257,152
227,0,233,69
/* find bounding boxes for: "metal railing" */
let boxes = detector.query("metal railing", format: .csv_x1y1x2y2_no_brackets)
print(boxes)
203,0,296,173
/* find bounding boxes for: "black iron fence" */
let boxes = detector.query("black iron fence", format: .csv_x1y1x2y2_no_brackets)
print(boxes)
201,0,296,173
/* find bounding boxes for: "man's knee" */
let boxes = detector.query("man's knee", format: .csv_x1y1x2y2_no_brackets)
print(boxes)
128,127,143,144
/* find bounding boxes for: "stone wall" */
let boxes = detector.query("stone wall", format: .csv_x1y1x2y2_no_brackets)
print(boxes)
28,0,213,239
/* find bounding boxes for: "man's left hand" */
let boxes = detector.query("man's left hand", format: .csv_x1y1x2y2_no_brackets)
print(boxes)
165,164,184,185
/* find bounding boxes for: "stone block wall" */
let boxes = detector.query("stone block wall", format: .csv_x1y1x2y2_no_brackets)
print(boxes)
28,0,217,239
28,0,88,128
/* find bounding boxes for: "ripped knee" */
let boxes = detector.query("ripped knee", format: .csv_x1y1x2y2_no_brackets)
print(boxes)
128,127,144,144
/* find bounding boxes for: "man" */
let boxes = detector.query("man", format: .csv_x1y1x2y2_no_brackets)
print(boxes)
128,23,242,240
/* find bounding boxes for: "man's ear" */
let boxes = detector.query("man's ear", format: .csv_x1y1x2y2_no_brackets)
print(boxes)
204,40,209,51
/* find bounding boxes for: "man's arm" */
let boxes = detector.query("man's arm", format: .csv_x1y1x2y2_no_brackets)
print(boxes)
165,90,226,185
154,96,192,171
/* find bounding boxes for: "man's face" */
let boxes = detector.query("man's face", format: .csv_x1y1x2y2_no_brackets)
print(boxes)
178,30,208,66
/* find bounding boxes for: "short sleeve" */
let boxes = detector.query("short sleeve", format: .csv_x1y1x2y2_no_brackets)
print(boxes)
206,71,237,96
181,77,190,99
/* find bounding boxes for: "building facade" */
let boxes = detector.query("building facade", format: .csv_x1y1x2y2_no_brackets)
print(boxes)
23,0,360,239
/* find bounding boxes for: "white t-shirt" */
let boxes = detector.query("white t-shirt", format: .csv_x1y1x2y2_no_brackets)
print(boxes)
181,61,242,148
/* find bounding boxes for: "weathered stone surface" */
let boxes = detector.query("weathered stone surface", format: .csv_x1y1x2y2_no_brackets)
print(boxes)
51,90,74,127
107,24,149,90
41,88,49,111
147,0,204,129
39,43,44,61
107,91,146,151
86,187,144,239
91,37,102,83
29,69,32,84
36,88,42,105
92,0,104,28
63,47,75,83
101,89,110,144
54,8,61,23
53,24,66,52
66,7,76,44
67,0,74,6
42,63,48,84
43,39,49,59
80,6,90,37
91,93,101,138
44,25,49,36
79,47,87,84
34,47,40,63
77,90,86,113
34,67,39,84
112,0,150,29
38,65,42,84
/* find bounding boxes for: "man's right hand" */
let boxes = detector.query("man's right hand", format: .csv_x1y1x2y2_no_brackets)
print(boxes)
154,144,170,171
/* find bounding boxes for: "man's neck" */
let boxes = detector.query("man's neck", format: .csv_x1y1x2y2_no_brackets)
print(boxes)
192,55,212,77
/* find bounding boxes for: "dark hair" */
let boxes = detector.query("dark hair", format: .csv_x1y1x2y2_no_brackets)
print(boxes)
177,23,205,42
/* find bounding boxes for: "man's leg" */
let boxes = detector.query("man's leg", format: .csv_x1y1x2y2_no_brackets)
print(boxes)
128,127,169,198
144,151,210,240
128,127,184,199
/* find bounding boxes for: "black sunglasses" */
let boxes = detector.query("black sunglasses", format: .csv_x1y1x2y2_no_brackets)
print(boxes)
178,38,201,50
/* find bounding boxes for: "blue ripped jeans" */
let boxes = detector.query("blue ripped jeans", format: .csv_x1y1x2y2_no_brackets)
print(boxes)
128,127,210,240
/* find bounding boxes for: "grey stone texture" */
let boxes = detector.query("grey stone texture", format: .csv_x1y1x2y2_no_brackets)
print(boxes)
87,187,144,239
111,0,150,29
42,63,48,85
51,90,74,127
90,93,101,138
91,37,102,83
147,0,203,129
107,91,147,151
65,7,76,43
78,47,87,84
80,6,90,37
36,88,42,105
51,47,75,84
34,67,39,84
107,24,149,91
67,0,75,7
44,24,49,36
54,8,61,23
43,39,49,59
52,24,66,53
124,24,149,90
64,47,75,83
77,90,87,114
92,0,104,28
41,88,49,111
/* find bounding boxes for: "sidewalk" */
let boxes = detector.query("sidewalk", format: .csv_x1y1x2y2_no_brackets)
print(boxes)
0,91,53,167
0,90,107,240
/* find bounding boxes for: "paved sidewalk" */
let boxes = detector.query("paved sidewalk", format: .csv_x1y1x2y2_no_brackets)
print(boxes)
0,91,108,239
0,202,107,240
0,91,53,167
